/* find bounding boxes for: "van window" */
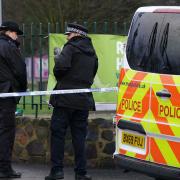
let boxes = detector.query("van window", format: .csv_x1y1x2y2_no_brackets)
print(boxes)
126,12,180,75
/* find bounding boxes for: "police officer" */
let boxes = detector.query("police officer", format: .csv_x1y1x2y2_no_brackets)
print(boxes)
0,21,27,178
45,23,98,180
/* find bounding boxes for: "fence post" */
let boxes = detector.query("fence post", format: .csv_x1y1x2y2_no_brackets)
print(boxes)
39,23,43,109
22,23,26,109
123,22,127,35
56,22,59,33
48,23,51,76
83,21,87,28
93,22,97,33
114,22,118,34
64,21,67,32
30,23,34,109
104,21,108,33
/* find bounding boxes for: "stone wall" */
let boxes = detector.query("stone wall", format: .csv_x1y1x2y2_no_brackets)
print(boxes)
13,111,116,168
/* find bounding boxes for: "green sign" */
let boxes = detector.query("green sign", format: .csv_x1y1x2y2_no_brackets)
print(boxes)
48,34,127,103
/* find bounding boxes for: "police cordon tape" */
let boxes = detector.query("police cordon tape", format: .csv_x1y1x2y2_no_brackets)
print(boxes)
0,87,118,98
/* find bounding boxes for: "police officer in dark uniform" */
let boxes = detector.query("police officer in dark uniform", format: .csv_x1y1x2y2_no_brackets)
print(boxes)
45,23,98,180
0,21,27,178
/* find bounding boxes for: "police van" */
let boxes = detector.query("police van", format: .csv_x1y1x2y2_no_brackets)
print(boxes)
113,6,180,180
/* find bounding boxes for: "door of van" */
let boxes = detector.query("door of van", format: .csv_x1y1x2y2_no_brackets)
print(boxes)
149,13,180,168
150,74,180,168
115,68,151,161
115,11,165,162
116,12,169,161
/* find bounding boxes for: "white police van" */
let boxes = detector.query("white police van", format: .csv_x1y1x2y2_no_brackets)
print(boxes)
114,6,180,180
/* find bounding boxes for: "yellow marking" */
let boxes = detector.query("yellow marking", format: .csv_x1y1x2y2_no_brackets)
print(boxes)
151,74,180,137
155,138,179,168
149,112,179,168
125,151,136,158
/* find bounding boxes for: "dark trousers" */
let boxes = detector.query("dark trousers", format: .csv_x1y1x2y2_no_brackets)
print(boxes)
0,98,16,171
51,107,89,175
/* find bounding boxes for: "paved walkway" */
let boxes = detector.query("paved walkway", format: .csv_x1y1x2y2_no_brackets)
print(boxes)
11,163,154,180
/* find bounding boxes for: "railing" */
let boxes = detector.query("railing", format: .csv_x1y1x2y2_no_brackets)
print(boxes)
18,21,130,117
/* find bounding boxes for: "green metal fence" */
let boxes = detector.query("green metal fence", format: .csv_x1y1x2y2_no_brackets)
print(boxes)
18,21,130,117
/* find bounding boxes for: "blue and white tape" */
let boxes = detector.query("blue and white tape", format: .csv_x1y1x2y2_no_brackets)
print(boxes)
0,87,118,98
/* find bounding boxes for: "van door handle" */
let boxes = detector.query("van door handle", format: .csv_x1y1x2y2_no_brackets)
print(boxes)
156,89,171,98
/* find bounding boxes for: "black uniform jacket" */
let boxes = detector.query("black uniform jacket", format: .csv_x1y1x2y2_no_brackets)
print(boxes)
50,36,98,110
0,34,27,103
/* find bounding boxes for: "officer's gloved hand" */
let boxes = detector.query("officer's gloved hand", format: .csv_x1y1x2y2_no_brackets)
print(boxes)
54,47,61,61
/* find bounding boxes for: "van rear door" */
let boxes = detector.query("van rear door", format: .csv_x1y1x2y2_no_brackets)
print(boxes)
115,68,151,161
115,11,165,162
149,12,180,168
150,74,180,168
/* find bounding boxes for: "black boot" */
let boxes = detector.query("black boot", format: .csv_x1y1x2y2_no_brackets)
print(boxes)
0,168,21,178
75,174,92,180
45,169,64,180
